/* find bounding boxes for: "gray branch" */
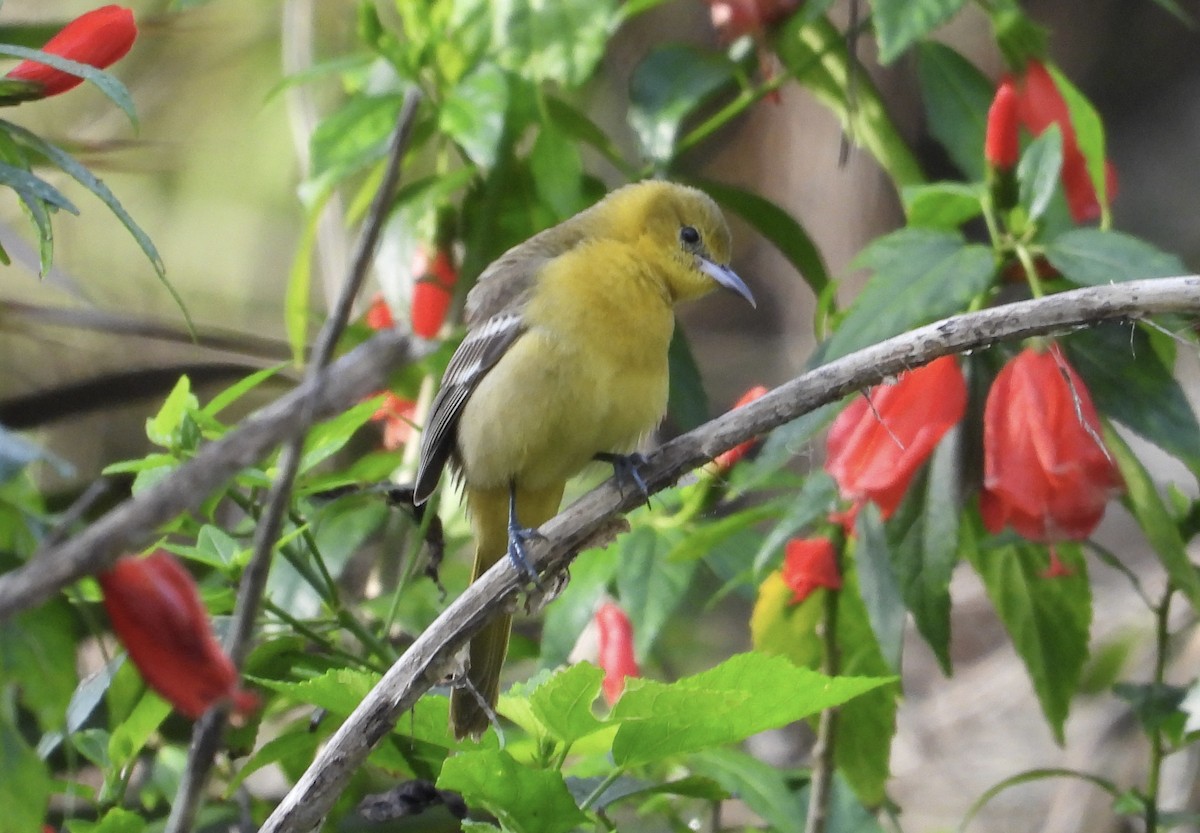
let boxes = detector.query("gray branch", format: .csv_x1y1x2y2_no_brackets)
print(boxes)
260,275,1200,832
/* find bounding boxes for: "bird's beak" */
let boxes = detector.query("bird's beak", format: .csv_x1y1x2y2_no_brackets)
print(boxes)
698,257,756,308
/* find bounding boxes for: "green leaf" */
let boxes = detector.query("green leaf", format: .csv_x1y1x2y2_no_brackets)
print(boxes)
610,652,892,767
542,95,629,174
437,749,588,833
69,807,148,833
917,42,993,180
145,375,196,449
888,439,960,672
1114,682,1187,739
1018,125,1064,222
1046,65,1111,222
628,44,737,164
667,326,709,431
566,773,727,810
107,692,172,771
871,0,970,64
310,94,404,180
203,364,285,418
254,667,381,716
692,177,829,297
0,160,77,213
0,424,68,482
526,662,606,745
0,45,137,124
1104,426,1200,612
227,729,319,794
822,229,995,362
1044,228,1187,286
0,599,77,730
690,748,805,833
1066,324,1200,474
901,182,984,229
0,715,50,833
963,522,1091,741
538,542,619,668
853,506,907,671
616,527,697,656
299,398,384,474
774,16,925,187
529,123,585,220
495,0,619,87
752,472,840,576
440,64,509,168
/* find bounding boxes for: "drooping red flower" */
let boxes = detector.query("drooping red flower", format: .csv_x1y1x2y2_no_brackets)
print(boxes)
98,551,257,719
705,0,799,102
1008,60,1117,223
370,392,416,450
5,6,137,99
985,79,1020,171
980,344,1123,542
411,247,458,339
712,384,770,473
595,602,639,704
363,293,394,330
781,537,841,604
825,356,967,524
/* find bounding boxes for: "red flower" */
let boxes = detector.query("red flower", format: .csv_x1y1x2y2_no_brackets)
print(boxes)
985,79,1020,170
781,538,841,604
981,345,1122,542
411,247,458,339
595,602,639,704
370,392,416,450
5,6,137,99
1008,60,1117,223
825,356,967,524
705,0,799,103
98,551,257,719
713,384,770,472
363,293,394,330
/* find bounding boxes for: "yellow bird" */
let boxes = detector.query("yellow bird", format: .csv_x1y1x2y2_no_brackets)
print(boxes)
413,180,755,738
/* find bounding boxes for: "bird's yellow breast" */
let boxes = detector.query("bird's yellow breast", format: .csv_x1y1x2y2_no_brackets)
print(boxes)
456,239,675,491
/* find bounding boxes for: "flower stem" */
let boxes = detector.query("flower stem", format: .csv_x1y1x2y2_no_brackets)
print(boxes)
1144,584,1174,833
805,582,841,833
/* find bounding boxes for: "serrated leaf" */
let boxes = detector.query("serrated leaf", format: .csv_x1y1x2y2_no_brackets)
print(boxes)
527,662,606,745
495,0,618,87
227,729,320,794
853,506,906,671
871,0,970,64
610,652,891,767
146,375,196,449
1046,65,1111,223
822,229,995,363
628,44,736,164
917,42,993,180
615,528,696,656
693,177,829,296
566,773,727,810
1066,324,1200,474
963,523,1090,741
254,667,380,715
1104,425,1200,612
440,64,509,168
1045,228,1186,285
1018,126,1063,222
438,749,588,833
901,182,984,229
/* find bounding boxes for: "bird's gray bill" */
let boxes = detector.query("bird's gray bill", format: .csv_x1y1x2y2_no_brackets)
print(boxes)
699,258,756,308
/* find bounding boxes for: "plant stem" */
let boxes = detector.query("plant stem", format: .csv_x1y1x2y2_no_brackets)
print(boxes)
805,581,841,833
1144,584,1174,833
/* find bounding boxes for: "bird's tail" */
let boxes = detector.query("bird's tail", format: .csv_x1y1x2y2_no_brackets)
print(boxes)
451,483,564,739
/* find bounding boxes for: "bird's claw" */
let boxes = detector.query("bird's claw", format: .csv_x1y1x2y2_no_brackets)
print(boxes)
596,451,652,507
506,522,545,586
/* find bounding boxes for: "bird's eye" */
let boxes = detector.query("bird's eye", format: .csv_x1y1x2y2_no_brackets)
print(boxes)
679,225,701,247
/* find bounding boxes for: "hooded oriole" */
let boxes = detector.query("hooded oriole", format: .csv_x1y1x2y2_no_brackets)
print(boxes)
414,180,754,738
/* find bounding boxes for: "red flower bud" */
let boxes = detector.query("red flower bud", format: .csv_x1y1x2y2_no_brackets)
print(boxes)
595,602,639,704
712,384,770,472
370,392,416,450
98,551,257,719
1010,60,1117,223
411,247,458,339
985,79,1020,170
825,356,967,526
5,6,137,99
363,293,394,330
781,537,841,604
981,345,1122,542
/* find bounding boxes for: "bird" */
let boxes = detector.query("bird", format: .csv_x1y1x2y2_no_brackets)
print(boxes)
413,180,755,738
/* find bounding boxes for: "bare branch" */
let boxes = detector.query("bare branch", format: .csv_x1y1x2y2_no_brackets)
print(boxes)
261,276,1200,832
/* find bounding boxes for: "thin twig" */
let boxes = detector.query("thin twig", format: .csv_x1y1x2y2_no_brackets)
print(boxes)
260,276,1200,833
163,89,422,833
805,563,841,833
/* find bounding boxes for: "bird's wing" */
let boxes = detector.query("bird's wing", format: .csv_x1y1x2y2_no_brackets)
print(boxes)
413,310,526,503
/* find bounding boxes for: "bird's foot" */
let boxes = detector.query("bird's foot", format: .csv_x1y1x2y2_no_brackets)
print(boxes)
506,522,545,586
595,451,652,507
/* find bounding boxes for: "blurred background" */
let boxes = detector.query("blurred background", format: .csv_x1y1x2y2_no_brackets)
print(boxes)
1,1,1197,830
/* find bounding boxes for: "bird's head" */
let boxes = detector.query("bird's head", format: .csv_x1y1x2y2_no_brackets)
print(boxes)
601,181,755,307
